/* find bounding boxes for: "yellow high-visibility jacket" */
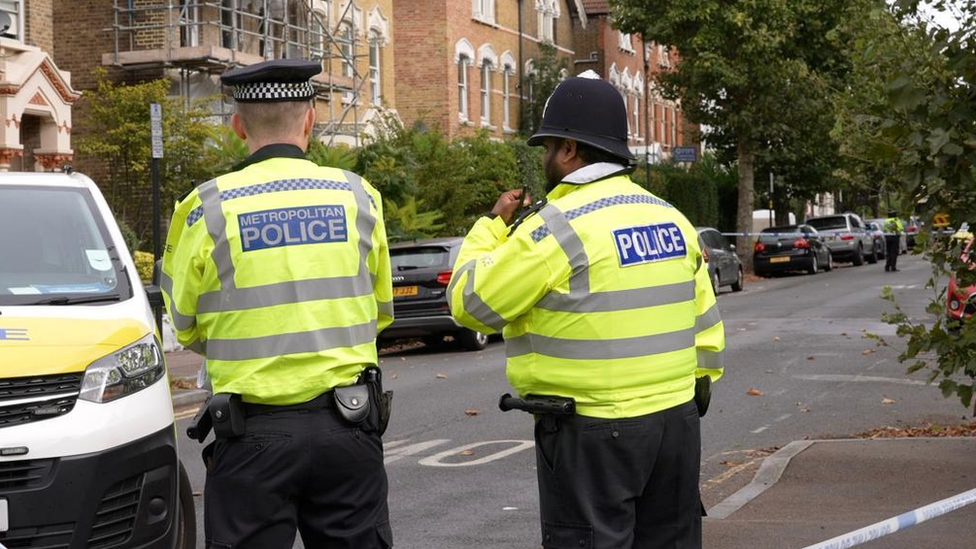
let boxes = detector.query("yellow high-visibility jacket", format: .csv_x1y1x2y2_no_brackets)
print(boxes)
161,150,393,405
449,165,725,419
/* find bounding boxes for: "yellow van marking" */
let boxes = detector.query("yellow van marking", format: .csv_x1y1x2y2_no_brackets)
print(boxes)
0,318,149,377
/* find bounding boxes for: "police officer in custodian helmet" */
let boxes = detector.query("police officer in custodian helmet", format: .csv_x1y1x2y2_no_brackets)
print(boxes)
161,59,394,548
448,72,726,549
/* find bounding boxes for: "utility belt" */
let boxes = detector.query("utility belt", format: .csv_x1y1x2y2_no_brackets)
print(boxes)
187,365,393,442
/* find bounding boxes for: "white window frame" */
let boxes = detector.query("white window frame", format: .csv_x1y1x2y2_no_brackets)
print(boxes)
536,0,557,43
340,24,355,79
0,0,23,42
659,44,671,67
481,61,493,126
633,94,640,139
369,32,382,106
458,55,471,121
618,32,635,54
472,0,495,24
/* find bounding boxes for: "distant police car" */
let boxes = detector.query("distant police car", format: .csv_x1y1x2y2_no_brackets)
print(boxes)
0,172,194,548
381,238,489,351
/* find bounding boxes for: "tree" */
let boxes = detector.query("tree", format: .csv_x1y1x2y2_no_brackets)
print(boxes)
77,71,217,245
857,1,976,411
522,42,568,135
610,0,870,267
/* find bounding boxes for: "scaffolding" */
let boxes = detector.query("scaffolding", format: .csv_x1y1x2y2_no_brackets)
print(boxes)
105,0,370,146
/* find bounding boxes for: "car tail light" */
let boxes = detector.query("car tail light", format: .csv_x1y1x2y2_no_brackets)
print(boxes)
840,235,854,241
908,226,918,233
754,242,765,253
702,247,710,263
794,238,810,249
436,270,453,286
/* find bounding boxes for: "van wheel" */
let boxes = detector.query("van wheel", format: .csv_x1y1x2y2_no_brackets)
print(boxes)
852,245,865,266
866,244,878,264
457,329,489,351
731,267,744,292
712,271,721,295
176,461,196,549
824,252,834,272
808,254,819,275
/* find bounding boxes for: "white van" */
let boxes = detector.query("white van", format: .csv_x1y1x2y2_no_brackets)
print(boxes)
0,172,194,547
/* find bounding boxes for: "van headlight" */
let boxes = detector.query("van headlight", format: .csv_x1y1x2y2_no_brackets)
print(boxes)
79,334,164,403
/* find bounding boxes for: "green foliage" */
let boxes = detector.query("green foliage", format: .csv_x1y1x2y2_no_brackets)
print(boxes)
306,139,358,171
523,43,569,135
383,197,446,242
133,251,155,283
848,1,976,411
205,125,249,174
77,69,218,242
116,219,142,253
634,158,720,228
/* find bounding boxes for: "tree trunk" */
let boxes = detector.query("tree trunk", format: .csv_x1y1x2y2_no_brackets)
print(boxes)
774,188,791,226
736,139,756,272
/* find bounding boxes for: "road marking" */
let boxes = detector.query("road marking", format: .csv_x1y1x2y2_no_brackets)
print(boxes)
418,440,535,467
383,440,410,450
751,425,770,434
384,439,451,464
174,408,197,421
703,456,766,489
794,374,927,386
774,414,792,423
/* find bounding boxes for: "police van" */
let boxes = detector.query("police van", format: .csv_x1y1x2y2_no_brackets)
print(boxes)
0,172,194,547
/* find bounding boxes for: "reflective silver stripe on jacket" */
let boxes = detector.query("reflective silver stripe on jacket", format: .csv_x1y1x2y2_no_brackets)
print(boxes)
191,171,377,314
698,349,724,371
160,271,197,331
506,327,696,360
538,204,589,298
205,321,378,361
377,299,394,318
198,179,236,290
448,259,508,331
537,280,696,313
695,304,723,333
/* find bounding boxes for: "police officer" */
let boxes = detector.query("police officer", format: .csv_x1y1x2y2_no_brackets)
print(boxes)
885,210,905,272
448,73,725,549
161,59,394,548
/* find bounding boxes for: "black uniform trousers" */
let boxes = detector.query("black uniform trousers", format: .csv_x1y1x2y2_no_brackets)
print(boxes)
203,400,392,548
885,235,900,271
534,400,702,549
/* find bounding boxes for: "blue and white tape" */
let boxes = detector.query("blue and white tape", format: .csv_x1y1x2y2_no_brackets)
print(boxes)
799,487,976,549
719,232,904,238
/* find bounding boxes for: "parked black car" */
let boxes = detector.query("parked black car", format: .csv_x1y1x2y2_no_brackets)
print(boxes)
381,237,489,351
754,224,833,276
696,227,744,294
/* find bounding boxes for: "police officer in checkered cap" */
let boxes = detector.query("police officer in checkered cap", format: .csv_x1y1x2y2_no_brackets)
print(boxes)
449,71,725,549
162,58,395,547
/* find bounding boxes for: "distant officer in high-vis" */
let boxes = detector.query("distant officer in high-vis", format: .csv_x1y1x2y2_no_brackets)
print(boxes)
161,59,394,548
449,73,725,549
884,210,904,272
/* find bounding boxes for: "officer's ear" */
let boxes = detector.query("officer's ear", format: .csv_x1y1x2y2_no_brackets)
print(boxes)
231,112,247,141
302,103,316,138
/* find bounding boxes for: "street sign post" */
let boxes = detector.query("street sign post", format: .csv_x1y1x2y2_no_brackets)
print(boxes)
673,146,698,163
149,103,163,332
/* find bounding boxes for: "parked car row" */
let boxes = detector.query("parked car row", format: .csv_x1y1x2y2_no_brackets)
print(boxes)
947,227,975,327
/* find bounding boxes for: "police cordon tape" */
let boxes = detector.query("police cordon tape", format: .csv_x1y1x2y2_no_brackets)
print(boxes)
798,486,976,549
719,232,908,238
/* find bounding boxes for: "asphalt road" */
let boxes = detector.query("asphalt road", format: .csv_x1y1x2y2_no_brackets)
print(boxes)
175,254,967,548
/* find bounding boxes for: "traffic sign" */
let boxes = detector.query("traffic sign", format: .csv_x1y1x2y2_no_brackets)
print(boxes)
673,146,698,163
150,103,163,159
933,213,950,228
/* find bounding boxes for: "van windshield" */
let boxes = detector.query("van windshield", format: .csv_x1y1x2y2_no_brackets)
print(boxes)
0,187,130,305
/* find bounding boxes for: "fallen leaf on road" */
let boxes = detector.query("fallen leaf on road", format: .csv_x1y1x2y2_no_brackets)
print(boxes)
436,373,448,379
391,373,398,380
747,388,764,396
840,332,848,337
464,409,480,416
882,397,897,405
862,349,875,356
193,491,203,497
773,336,781,341
807,356,816,361
765,370,774,374
458,449,474,456
719,460,741,467
400,357,406,361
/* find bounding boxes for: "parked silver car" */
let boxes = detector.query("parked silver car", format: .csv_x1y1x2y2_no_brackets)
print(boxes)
865,218,908,255
697,227,744,294
805,213,878,266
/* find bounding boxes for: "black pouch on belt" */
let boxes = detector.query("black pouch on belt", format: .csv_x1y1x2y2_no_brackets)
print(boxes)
694,376,712,417
210,393,246,439
334,383,371,425
362,365,393,435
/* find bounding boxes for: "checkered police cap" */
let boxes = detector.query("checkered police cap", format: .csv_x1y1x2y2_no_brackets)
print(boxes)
221,59,322,103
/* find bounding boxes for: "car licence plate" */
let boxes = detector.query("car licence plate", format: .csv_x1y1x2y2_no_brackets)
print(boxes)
1,497,8,532
393,285,419,297
770,257,791,263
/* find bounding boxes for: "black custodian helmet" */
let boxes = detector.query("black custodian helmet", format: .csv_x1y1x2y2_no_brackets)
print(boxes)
527,73,636,164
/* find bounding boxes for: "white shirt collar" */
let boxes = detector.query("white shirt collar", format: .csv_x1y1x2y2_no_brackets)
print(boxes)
561,162,629,185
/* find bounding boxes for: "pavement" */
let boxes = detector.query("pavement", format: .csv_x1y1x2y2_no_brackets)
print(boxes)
165,347,976,549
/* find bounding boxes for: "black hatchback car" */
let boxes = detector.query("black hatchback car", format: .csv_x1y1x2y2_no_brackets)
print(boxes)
754,224,833,276
381,237,489,351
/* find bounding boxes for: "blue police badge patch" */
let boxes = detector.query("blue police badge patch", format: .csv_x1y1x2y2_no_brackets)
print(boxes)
238,205,348,252
613,222,687,267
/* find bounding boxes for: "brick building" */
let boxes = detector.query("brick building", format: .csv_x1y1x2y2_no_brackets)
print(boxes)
393,0,588,139
51,0,395,160
0,0,79,172
574,0,697,163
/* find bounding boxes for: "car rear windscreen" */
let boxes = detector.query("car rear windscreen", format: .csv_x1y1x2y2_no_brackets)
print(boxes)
760,226,800,241
391,247,450,271
807,216,848,231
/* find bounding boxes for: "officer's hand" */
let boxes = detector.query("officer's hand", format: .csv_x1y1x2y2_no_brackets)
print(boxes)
491,189,531,226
